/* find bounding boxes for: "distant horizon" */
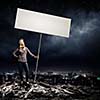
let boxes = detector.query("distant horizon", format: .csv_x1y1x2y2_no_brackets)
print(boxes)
0,64,99,73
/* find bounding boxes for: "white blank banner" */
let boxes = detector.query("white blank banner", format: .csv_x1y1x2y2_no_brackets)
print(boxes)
15,8,71,37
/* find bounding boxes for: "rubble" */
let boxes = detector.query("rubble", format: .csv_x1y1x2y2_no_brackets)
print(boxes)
0,71,99,100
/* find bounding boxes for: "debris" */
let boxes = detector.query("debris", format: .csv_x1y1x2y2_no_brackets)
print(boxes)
0,71,99,99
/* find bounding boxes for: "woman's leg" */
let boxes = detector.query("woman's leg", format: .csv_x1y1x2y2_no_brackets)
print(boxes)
23,62,29,81
18,62,23,81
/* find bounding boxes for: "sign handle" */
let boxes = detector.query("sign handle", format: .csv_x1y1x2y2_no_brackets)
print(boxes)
34,33,42,82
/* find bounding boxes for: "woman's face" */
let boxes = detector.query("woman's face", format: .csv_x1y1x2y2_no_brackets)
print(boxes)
19,39,25,48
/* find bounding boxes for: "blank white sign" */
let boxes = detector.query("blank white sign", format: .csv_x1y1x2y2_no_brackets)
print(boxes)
15,8,71,37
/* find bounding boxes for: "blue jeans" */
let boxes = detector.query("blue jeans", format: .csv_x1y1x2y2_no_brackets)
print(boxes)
18,62,29,81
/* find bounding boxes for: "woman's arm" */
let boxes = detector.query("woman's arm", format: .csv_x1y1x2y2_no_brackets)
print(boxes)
13,48,18,58
26,47,38,58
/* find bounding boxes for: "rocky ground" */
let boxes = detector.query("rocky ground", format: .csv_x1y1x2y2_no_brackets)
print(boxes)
0,80,100,100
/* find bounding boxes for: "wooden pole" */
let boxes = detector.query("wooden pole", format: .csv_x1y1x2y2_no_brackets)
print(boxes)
34,34,42,82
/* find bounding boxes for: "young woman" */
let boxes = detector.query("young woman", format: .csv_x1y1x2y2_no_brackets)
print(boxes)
13,38,38,82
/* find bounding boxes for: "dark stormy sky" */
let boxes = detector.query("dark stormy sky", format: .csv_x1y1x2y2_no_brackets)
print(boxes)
0,0,100,72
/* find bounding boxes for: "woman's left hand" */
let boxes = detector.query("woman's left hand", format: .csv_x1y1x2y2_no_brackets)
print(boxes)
34,55,39,59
